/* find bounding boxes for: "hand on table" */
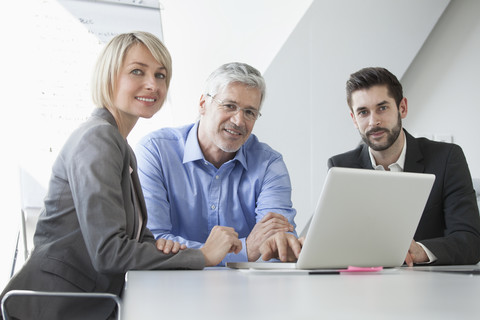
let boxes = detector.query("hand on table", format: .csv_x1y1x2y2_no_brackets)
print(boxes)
156,238,187,254
259,232,305,262
200,226,242,267
246,212,294,261
405,240,429,267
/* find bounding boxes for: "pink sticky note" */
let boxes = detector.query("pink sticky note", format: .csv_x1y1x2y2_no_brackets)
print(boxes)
338,266,383,273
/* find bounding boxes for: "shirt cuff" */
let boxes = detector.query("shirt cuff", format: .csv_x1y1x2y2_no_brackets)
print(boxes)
416,242,438,264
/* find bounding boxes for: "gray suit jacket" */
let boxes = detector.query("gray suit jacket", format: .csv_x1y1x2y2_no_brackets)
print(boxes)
328,129,480,265
1,108,205,320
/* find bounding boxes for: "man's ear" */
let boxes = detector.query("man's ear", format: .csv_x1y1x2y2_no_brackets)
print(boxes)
399,97,408,119
199,94,207,115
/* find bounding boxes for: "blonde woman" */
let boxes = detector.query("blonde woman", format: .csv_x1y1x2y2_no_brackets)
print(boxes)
1,31,241,320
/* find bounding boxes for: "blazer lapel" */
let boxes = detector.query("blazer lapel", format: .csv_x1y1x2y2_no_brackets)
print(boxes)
359,144,374,169
128,146,148,240
403,130,425,173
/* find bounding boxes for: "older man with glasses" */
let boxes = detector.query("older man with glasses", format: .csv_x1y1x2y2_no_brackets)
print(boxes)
136,62,297,265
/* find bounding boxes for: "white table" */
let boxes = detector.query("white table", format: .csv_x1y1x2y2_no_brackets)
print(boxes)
121,266,480,320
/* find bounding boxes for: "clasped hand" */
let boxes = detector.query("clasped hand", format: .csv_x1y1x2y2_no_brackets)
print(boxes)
156,227,243,267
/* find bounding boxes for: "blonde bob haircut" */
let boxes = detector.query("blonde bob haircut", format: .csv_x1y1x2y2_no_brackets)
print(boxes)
91,31,172,109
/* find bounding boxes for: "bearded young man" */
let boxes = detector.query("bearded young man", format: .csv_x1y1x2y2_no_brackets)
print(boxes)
327,67,480,266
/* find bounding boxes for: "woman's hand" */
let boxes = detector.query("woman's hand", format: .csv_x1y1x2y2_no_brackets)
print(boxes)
156,238,187,254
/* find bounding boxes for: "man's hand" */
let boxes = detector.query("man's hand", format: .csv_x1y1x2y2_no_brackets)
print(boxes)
405,240,429,267
259,232,304,262
200,226,242,267
246,212,294,261
156,238,187,254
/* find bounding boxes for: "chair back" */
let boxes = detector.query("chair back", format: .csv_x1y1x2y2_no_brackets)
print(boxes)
1,290,122,320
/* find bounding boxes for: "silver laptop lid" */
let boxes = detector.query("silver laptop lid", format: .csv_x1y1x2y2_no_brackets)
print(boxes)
297,167,435,269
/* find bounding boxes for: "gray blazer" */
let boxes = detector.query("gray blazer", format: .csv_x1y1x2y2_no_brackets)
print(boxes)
1,108,205,320
328,129,480,265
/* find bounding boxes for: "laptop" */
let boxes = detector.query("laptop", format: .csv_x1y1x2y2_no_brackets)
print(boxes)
227,167,435,270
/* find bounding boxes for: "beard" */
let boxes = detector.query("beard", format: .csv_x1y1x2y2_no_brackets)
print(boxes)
360,113,402,151
216,140,243,153
214,124,248,153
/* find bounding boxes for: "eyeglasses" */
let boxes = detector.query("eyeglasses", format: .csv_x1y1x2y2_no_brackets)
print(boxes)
206,94,261,121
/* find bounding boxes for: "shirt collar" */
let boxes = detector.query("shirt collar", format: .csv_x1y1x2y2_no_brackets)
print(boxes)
183,121,248,170
183,121,205,163
369,136,407,172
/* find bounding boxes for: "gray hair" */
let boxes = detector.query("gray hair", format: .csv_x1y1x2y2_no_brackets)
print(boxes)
203,62,266,108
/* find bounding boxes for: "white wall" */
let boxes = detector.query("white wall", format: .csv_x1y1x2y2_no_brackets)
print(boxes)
402,0,480,179
0,0,40,293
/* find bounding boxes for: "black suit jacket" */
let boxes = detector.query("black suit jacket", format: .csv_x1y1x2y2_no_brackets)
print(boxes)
328,130,480,265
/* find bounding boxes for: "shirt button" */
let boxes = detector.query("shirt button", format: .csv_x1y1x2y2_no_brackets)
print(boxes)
211,204,216,210
215,175,220,179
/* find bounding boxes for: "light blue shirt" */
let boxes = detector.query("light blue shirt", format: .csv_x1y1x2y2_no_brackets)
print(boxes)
136,122,297,265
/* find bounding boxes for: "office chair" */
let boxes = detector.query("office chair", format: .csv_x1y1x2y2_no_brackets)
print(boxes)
10,166,47,278
1,290,122,320
10,206,44,278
